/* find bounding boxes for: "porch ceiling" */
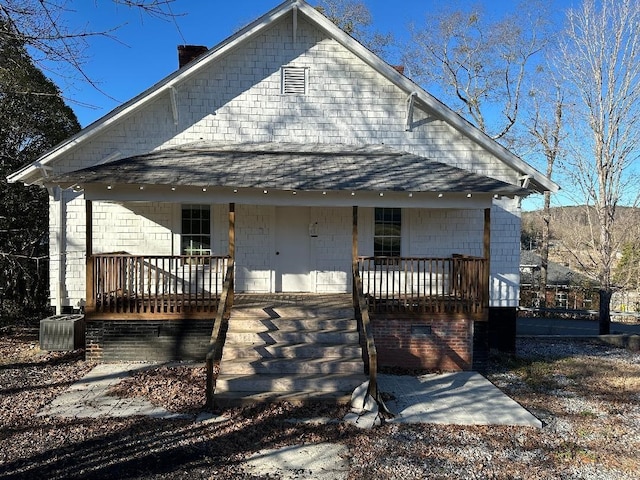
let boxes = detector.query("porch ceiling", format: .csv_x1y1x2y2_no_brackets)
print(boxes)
47,142,530,196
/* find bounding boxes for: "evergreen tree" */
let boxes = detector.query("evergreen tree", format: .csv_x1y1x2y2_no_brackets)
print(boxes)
0,18,80,324
614,243,640,290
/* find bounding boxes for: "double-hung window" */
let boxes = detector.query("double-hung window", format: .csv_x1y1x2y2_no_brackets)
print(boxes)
181,204,211,256
374,207,401,258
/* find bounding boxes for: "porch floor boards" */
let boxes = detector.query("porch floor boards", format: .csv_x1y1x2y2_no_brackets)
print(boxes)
88,292,486,320
231,293,353,310
214,293,367,407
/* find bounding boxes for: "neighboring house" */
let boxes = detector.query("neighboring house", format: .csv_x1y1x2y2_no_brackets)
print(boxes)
9,0,557,371
612,291,640,314
520,250,598,310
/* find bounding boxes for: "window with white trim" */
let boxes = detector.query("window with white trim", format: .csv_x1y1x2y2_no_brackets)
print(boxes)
555,291,568,309
181,204,211,256
374,207,401,257
281,66,308,94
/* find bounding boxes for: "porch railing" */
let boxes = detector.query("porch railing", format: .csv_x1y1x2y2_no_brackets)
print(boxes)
87,254,230,317
357,255,488,317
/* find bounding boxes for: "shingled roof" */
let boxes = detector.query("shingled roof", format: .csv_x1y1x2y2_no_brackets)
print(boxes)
520,250,598,287
47,142,530,196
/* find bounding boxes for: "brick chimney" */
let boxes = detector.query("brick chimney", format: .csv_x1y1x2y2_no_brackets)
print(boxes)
392,65,405,75
178,45,208,68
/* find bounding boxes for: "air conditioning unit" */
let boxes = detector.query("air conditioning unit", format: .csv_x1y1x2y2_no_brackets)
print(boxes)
39,314,85,351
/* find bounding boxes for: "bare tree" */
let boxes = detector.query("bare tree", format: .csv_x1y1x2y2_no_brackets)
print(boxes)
402,1,551,143
315,0,370,36
315,0,392,57
0,0,180,97
557,0,640,333
527,84,566,306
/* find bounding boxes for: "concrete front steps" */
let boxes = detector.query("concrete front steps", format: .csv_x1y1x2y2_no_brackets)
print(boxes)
215,299,367,406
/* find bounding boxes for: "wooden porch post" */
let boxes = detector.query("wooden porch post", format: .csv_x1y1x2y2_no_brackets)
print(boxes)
85,199,94,311
352,205,359,311
228,203,235,261
483,208,491,309
228,202,235,305
352,206,358,272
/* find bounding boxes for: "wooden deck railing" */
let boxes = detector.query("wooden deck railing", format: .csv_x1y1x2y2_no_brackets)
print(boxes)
86,254,230,317
357,255,488,317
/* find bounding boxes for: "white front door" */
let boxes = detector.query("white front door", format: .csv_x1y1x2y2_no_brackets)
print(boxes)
275,206,311,292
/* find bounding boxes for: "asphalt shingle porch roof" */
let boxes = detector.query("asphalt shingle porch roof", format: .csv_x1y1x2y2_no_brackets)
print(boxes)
48,142,530,195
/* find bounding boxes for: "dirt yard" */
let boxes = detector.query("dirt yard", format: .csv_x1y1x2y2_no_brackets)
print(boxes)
1,327,639,479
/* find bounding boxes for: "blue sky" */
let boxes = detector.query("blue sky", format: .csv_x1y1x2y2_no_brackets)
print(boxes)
55,0,561,127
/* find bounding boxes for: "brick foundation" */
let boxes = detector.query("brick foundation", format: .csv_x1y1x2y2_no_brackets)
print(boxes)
371,316,473,371
85,319,213,362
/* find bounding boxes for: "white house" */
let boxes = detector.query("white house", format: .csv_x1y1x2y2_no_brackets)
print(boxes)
9,0,557,371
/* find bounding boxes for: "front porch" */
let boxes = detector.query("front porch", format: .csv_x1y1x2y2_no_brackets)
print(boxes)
78,196,494,409
73,149,497,402
83,253,488,386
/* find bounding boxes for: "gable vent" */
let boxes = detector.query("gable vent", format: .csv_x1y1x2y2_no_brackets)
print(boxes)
281,66,308,94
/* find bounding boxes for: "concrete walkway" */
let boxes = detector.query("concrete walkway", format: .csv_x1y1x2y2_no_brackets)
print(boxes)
38,364,199,420
379,372,541,427
38,364,541,428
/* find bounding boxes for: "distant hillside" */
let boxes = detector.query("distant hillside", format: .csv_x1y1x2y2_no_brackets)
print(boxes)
521,205,640,283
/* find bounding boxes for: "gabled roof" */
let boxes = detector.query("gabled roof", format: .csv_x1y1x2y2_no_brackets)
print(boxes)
8,0,559,194
45,142,530,196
